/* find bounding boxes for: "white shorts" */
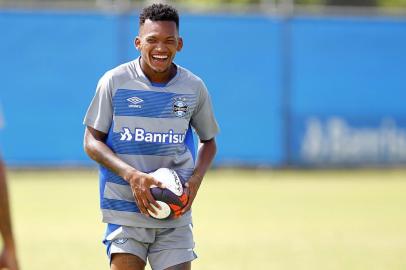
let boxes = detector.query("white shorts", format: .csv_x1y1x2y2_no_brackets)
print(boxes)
104,224,197,270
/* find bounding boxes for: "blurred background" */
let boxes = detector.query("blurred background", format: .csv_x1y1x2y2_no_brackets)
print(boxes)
0,0,406,270
1,0,405,167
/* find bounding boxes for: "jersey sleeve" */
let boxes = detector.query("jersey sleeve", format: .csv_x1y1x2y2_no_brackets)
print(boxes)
83,74,114,134
190,81,220,141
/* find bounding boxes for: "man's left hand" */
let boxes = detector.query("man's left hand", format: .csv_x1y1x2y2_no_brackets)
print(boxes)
181,174,203,215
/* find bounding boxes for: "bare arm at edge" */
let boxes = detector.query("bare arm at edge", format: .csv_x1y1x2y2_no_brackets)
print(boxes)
0,158,19,270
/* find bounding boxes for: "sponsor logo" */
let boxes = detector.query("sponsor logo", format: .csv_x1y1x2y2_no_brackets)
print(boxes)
113,238,128,245
120,127,133,141
173,98,188,118
120,127,186,144
127,96,143,108
301,117,406,163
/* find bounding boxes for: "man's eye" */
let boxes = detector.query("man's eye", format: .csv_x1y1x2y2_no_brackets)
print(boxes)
146,39,156,43
166,39,176,44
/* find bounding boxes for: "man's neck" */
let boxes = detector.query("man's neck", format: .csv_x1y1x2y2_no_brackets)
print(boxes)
140,59,177,84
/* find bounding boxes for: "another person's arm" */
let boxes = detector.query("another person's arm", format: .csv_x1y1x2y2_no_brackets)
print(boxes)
0,157,19,270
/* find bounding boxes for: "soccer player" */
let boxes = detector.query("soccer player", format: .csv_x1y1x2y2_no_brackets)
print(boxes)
0,108,20,270
83,3,219,270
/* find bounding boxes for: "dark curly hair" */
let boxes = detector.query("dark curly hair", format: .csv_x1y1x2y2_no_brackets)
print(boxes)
139,3,179,30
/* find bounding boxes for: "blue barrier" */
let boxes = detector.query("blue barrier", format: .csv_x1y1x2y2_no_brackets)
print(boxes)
0,10,118,165
289,16,406,165
0,10,405,166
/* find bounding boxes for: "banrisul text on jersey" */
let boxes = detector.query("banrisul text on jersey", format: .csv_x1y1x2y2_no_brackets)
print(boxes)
120,128,186,144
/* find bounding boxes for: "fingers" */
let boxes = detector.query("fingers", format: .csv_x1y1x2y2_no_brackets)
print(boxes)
134,188,161,216
146,177,163,210
181,183,193,214
130,174,164,216
155,179,166,189
181,174,203,215
133,190,148,216
145,188,161,210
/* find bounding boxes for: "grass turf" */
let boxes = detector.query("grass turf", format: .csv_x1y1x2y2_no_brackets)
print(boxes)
4,169,406,270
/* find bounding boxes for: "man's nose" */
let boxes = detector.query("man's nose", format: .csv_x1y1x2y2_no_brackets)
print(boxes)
155,42,167,51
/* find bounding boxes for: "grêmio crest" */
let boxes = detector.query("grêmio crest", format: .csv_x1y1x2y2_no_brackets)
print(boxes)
173,97,188,118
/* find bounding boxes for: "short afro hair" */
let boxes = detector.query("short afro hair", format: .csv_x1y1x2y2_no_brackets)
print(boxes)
139,3,179,30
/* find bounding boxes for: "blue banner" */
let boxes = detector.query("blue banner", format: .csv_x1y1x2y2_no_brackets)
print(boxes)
1,10,406,167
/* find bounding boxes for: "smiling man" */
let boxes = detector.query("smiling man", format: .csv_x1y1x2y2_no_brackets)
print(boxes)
83,3,219,270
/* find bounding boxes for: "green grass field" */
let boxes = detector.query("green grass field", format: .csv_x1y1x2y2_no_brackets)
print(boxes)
4,169,406,270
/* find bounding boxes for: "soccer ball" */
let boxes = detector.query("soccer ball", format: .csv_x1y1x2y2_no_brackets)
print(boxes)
148,168,188,219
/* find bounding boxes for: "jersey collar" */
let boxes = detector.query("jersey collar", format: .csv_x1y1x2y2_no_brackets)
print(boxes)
134,57,181,87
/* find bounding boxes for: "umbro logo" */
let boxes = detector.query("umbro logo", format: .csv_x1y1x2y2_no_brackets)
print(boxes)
113,238,128,245
127,96,143,108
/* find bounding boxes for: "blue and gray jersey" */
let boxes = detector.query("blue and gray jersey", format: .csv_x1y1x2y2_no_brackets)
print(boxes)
84,58,219,228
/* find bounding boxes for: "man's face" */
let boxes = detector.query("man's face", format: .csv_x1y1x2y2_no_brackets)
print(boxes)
135,19,183,74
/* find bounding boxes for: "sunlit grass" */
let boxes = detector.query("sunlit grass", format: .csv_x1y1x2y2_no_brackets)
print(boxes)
4,168,406,270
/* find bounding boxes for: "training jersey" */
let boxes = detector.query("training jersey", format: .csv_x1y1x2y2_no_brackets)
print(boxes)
84,58,219,228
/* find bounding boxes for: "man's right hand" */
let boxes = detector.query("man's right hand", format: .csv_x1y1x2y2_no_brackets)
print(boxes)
84,127,166,217
124,169,166,217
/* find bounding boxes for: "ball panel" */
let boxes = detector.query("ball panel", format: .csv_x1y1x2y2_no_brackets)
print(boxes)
147,201,171,219
149,168,183,196
178,192,188,206
150,187,184,207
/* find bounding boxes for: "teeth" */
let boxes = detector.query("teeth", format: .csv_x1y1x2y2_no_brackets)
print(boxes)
152,55,168,59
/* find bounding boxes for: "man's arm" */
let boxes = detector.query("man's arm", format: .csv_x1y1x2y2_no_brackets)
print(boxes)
83,126,164,216
0,158,19,270
181,138,217,214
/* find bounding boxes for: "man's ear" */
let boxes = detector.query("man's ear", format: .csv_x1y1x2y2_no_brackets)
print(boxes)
177,37,183,52
135,36,141,50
